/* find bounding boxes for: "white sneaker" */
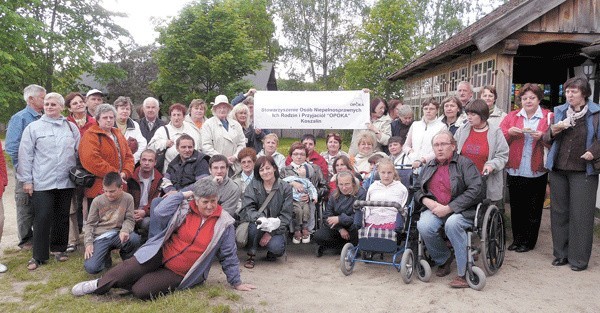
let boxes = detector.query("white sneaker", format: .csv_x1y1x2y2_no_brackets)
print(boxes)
301,235,310,244
72,279,99,296
0,263,7,273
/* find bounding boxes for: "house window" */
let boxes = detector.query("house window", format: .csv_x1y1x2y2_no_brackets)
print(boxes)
449,67,468,91
471,59,495,87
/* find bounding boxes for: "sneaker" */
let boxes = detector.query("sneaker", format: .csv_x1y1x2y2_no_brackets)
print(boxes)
66,244,77,253
292,231,302,244
72,279,99,296
301,228,310,244
0,263,7,273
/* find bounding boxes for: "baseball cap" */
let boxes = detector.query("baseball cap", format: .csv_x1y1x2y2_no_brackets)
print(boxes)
86,89,103,97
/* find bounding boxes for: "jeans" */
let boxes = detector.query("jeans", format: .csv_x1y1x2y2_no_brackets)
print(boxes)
417,210,473,276
84,231,141,274
15,178,34,247
247,223,285,257
148,197,165,239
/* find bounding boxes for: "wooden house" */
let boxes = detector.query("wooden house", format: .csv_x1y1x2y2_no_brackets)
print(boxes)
387,0,600,118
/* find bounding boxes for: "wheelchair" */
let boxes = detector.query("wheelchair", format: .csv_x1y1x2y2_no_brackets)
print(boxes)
414,187,506,290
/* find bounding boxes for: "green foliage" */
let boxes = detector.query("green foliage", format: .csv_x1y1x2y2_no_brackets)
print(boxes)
340,0,418,98
152,0,270,105
271,0,366,84
0,0,128,123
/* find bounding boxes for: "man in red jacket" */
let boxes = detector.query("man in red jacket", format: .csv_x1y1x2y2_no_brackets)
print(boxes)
127,150,163,235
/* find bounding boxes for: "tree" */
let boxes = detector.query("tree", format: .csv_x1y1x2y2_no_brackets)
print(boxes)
152,1,267,104
272,0,366,85
341,0,419,97
0,0,128,123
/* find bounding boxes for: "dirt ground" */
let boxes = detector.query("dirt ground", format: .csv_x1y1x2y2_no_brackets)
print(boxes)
1,166,599,312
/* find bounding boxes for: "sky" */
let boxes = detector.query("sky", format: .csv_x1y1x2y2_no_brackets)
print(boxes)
102,0,193,45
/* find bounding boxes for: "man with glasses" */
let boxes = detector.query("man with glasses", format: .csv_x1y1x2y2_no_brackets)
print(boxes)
415,130,483,288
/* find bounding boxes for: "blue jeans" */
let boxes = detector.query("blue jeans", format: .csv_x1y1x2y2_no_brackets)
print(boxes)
417,210,473,276
247,223,285,257
148,197,165,239
84,232,141,274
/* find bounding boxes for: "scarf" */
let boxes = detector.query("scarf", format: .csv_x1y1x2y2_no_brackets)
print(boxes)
563,104,588,127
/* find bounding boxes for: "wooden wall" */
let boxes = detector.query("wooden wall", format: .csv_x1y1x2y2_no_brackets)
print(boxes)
524,0,599,33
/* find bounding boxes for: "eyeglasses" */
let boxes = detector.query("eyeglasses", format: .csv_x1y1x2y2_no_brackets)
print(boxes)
433,142,453,148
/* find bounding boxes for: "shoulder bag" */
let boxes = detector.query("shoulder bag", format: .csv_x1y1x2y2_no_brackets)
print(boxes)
236,189,276,248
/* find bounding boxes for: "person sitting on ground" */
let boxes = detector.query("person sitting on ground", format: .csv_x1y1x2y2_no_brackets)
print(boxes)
238,156,293,268
282,174,318,244
208,154,242,217
415,130,483,288
285,134,329,179
355,159,408,233
314,171,366,257
127,149,163,235
83,172,141,274
161,134,210,195
72,177,256,299
257,133,286,170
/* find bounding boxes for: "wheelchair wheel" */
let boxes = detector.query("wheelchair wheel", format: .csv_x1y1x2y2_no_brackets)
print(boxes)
340,243,355,276
481,205,506,276
400,249,414,284
417,259,431,282
466,266,486,291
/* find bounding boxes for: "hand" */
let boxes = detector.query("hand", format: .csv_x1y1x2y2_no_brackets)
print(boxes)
163,190,178,198
327,216,340,227
259,232,272,247
339,228,350,240
133,209,146,222
412,160,422,169
119,232,129,243
255,128,262,135
550,121,569,135
234,283,257,291
482,165,493,175
166,139,174,148
367,123,379,133
291,181,305,193
227,155,237,164
431,204,452,218
581,151,594,161
362,88,371,93
300,194,309,203
84,245,94,259
246,88,257,96
120,172,127,184
507,127,523,137
530,131,543,141
213,176,224,185
182,190,194,199
23,183,34,196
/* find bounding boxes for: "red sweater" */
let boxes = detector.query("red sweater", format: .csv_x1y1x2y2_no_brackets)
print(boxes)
499,108,550,173
162,202,221,277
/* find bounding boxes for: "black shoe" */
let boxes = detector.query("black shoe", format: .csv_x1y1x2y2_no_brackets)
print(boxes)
571,265,587,271
515,246,531,253
316,246,324,258
264,252,277,262
507,243,519,251
551,258,568,266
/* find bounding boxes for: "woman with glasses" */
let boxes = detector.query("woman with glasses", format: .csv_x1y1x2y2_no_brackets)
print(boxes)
320,132,348,180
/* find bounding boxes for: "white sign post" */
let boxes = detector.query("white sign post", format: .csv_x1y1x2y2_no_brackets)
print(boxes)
253,90,370,129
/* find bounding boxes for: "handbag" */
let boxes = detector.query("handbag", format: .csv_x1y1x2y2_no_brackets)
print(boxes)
69,162,95,187
155,126,170,173
235,189,276,248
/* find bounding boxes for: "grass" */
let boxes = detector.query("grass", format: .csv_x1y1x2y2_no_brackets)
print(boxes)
0,248,250,312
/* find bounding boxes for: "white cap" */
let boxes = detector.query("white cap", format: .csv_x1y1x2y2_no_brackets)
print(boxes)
213,95,231,108
86,89,103,97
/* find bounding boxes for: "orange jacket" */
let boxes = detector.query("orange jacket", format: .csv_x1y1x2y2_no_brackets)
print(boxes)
79,124,134,198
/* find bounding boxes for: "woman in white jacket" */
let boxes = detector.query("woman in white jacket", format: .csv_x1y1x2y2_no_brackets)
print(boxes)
148,103,201,173
403,98,445,168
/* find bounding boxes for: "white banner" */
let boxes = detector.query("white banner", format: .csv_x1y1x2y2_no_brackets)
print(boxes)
253,90,370,129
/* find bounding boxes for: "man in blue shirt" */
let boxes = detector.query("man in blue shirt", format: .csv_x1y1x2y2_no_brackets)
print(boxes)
5,84,46,249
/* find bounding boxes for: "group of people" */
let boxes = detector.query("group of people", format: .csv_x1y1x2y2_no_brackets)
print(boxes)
0,77,597,297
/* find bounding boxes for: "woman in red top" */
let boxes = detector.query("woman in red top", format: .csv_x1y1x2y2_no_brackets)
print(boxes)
454,100,509,206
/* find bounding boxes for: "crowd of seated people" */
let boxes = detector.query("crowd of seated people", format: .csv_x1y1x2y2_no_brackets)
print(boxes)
1,78,598,299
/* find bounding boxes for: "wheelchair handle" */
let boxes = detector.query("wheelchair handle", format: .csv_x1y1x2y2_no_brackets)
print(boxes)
353,200,403,212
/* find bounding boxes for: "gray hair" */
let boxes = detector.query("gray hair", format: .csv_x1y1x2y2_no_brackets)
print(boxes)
23,84,46,103
45,92,65,107
242,95,254,105
192,177,219,199
431,130,457,146
94,103,117,121
397,105,413,117
457,81,473,91
113,96,132,109
143,97,159,108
